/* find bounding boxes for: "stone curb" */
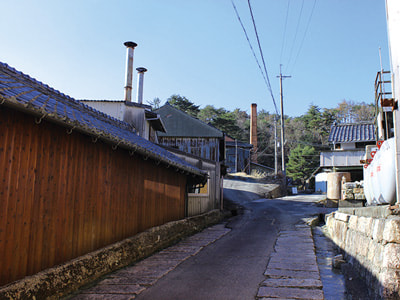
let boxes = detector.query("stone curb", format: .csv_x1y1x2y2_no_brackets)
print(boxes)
257,225,324,300
0,210,224,300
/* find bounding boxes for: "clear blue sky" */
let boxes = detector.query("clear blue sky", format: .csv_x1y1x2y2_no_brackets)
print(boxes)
0,0,389,117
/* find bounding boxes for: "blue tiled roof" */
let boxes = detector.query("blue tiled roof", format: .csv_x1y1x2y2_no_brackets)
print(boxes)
328,123,376,143
0,61,206,179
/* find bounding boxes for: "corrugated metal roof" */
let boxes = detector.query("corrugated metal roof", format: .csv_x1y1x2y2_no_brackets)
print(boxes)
328,123,376,143
156,103,224,138
0,61,205,178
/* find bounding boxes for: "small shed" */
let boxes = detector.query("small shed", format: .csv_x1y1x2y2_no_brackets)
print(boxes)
225,136,253,174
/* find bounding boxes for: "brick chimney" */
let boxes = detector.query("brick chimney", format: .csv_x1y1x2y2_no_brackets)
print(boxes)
250,103,257,162
124,41,137,102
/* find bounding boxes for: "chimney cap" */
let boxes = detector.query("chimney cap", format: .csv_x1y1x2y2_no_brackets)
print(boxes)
124,41,137,48
136,67,147,73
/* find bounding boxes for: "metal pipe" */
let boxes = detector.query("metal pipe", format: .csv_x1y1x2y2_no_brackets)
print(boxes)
124,41,137,102
136,67,147,104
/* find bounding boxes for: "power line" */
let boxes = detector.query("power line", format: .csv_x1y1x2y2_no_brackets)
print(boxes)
279,0,291,64
285,0,304,72
230,0,279,115
246,0,279,115
289,0,317,74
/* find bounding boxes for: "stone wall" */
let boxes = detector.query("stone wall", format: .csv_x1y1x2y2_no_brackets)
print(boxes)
325,208,400,299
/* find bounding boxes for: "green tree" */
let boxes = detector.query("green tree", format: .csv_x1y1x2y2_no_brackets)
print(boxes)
256,110,276,167
301,104,335,145
334,100,374,123
167,94,200,117
198,105,242,139
197,105,223,123
231,108,250,142
286,144,319,186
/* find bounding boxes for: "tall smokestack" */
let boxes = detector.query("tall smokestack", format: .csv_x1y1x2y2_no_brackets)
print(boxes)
124,41,137,102
135,67,147,104
250,103,258,162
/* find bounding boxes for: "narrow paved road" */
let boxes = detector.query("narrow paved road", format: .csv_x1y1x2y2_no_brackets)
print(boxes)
71,177,327,299
135,178,325,300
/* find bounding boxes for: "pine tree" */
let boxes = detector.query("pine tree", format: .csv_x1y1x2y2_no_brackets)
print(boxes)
286,145,319,186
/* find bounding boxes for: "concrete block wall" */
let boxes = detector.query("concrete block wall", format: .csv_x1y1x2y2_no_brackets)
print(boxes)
326,211,400,299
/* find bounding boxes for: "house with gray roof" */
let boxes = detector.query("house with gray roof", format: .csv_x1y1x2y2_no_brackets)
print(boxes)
319,122,376,182
328,123,375,151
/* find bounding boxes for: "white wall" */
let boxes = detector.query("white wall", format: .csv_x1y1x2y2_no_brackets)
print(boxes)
81,101,124,120
386,0,400,203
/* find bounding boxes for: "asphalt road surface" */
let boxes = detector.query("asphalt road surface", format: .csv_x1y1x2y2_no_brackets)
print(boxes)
135,178,326,300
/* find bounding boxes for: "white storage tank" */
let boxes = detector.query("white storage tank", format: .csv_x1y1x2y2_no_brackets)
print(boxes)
364,138,396,205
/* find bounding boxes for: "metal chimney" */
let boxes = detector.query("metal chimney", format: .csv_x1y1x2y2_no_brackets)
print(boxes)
124,41,137,102
250,103,258,162
135,67,147,104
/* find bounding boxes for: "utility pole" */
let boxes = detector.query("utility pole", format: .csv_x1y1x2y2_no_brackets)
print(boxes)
235,139,238,173
274,116,278,176
277,65,291,183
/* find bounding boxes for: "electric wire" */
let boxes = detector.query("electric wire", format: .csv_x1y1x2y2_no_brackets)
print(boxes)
285,0,304,73
289,0,317,74
230,0,268,98
279,0,291,64
230,0,279,115
246,0,279,115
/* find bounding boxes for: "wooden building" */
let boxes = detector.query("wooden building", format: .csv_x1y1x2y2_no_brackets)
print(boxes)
156,103,225,162
156,103,225,216
0,62,206,286
225,136,253,174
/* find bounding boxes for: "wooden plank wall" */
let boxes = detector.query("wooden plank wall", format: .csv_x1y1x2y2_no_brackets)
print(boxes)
0,107,186,286
158,137,220,162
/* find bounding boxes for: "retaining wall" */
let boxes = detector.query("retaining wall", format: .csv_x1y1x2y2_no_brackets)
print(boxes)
0,210,224,300
325,206,400,299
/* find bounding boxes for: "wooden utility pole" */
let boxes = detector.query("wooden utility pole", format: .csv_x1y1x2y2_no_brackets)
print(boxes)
274,117,278,175
277,65,291,180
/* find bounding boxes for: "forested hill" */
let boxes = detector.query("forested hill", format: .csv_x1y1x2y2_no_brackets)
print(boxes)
150,94,375,185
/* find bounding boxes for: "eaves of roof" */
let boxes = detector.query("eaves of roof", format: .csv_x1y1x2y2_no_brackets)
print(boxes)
225,141,253,149
0,62,205,180
80,99,152,110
